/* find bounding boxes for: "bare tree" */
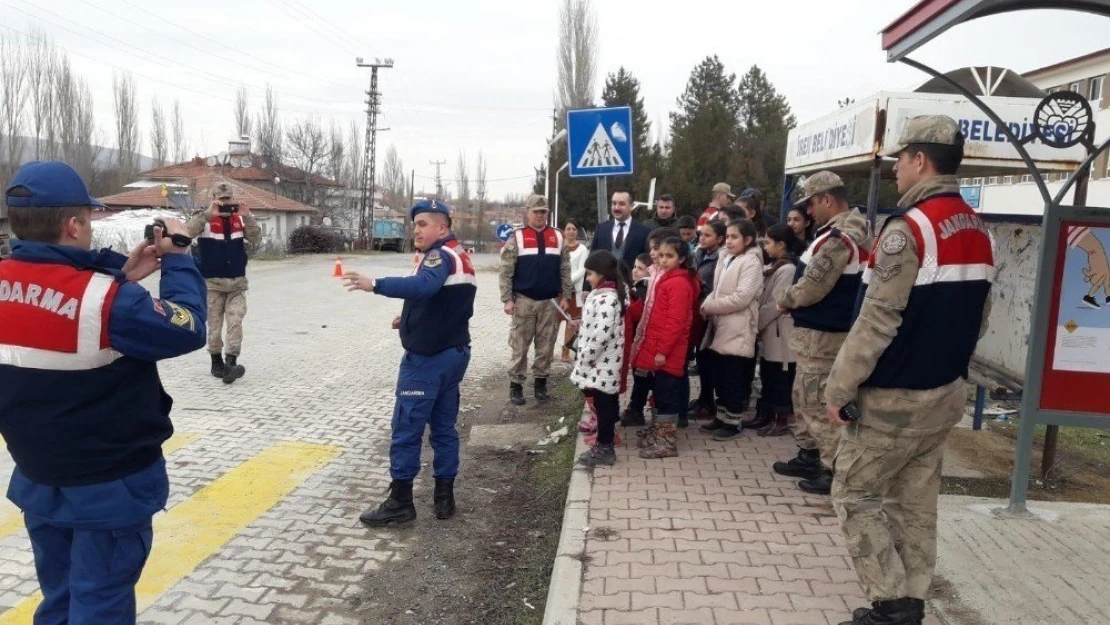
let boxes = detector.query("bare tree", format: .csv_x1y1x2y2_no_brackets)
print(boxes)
285,117,328,205
476,151,488,247
381,144,405,213
113,71,141,185
346,120,363,189
171,99,187,163
454,150,470,210
1,33,30,192
254,85,283,166
150,97,167,168
556,0,598,119
27,28,58,160
234,85,250,138
326,122,345,182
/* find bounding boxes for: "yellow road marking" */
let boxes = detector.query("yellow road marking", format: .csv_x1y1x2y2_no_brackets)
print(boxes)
0,433,200,541
0,439,337,625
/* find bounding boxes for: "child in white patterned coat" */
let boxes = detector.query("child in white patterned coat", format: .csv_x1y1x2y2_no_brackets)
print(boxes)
572,250,632,467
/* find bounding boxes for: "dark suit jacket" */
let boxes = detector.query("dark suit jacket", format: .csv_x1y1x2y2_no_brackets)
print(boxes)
590,218,651,269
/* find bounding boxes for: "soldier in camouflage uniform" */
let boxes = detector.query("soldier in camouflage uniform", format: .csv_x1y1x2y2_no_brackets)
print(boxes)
823,116,995,625
186,182,263,384
499,195,573,405
774,171,870,496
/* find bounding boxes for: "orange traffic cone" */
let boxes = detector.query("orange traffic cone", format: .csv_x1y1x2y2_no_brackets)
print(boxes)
332,256,344,277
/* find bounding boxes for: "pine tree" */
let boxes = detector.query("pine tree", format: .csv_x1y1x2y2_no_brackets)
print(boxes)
666,56,740,215
601,67,653,201
732,65,796,215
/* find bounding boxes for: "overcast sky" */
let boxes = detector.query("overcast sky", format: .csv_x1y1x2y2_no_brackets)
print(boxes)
2,0,1108,199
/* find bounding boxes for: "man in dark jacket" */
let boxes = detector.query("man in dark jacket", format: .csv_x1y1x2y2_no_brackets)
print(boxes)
645,194,678,229
0,161,207,624
590,190,651,269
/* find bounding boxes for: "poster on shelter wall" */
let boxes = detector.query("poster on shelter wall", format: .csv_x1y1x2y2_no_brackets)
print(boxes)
1041,219,1110,414
1051,225,1110,373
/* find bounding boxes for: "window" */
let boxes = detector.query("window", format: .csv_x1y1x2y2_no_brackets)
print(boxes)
1070,82,1083,93
1090,76,1105,101
972,177,985,186
1003,176,1014,185
987,176,999,185
1021,175,1033,183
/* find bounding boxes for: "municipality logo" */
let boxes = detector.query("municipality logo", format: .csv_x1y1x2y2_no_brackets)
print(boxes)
577,122,627,169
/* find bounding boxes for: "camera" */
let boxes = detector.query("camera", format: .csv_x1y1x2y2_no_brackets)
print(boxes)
840,402,862,423
144,219,193,248
219,203,240,214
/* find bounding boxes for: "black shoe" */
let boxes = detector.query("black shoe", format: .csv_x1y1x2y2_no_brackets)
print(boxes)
700,418,725,433
222,355,245,384
360,480,417,527
210,353,226,378
534,378,550,402
433,478,456,520
677,415,689,429
741,410,773,430
712,425,743,441
620,408,646,427
773,448,822,479
1083,295,1100,309
839,598,923,625
510,383,526,406
799,470,833,495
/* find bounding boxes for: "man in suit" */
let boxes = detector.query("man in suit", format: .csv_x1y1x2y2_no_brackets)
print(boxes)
590,190,650,269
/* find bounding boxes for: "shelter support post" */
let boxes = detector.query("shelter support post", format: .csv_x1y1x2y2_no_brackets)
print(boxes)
973,385,986,431
781,175,798,221
866,159,882,230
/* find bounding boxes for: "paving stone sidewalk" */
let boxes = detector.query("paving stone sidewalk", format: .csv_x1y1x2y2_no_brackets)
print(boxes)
577,424,945,625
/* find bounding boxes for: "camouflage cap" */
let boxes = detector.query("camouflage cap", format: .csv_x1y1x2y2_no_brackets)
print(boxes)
882,114,963,157
711,182,735,198
793,171,844,208
524,194,548,210
214,182,234,199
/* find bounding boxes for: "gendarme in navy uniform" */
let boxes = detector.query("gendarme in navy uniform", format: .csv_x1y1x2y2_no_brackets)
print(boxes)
0,161,207,624
343,199,476,526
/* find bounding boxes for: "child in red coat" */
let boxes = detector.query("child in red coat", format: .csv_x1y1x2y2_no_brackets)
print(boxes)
629,236,699,459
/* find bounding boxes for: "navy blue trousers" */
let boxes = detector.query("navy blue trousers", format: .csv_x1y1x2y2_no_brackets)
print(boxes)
390,346,471,481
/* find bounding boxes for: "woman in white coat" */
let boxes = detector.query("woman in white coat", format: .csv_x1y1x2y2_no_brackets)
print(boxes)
561,220,590,362
698,219,764,441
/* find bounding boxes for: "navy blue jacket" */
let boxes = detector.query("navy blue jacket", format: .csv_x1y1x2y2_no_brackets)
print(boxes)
374,236,476,356
790,227,866,333
194,214,255,279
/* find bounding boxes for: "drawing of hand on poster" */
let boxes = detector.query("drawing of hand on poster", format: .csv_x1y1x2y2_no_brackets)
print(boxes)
1053,225,1110,373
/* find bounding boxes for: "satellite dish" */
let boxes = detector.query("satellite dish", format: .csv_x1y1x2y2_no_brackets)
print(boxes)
219,152,230,165
322,217,333,226
206,156,217,167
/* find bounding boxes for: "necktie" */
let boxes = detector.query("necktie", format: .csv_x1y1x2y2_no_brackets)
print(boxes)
614,221,625,249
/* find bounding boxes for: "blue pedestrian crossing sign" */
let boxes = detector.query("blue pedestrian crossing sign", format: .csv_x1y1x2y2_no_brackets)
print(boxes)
496,223,514,242
567,106,634,178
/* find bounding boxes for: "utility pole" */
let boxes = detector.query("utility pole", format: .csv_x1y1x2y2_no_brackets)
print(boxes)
429,159,446,199
356,56,394,251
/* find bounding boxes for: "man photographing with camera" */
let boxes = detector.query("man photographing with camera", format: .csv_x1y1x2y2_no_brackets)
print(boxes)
186,182,262,384
0,161,207,624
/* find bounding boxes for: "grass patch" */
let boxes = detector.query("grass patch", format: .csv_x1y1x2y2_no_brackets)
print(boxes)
511,377,582,625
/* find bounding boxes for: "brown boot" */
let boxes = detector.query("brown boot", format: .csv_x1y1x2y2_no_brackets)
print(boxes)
759,413,792,437
640,421,678,459
742,407,773,430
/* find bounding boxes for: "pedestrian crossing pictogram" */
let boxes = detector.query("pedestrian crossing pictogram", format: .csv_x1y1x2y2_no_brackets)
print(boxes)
576,123,626,169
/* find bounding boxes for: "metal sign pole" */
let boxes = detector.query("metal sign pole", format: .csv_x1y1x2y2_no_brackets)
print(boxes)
596,177,608,225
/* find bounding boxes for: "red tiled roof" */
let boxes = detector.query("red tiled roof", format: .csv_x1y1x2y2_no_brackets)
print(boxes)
98,174,317,214
140,155,341,187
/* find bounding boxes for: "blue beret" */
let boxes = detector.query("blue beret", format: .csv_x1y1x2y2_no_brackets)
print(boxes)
410,199,452,221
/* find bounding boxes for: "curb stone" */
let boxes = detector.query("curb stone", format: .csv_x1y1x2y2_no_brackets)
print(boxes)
541,404,591,625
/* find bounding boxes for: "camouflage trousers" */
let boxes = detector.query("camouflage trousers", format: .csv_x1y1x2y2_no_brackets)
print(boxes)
792,355,841,470
832,378,967,602
508,295,559,384
207,284,248,357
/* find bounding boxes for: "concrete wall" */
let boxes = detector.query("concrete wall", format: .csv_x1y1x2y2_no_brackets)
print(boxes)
977,223,1042,379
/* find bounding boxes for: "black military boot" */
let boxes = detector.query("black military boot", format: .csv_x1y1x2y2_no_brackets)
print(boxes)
510,383,526,406
433,478,456,520
360,480,417,527
534,377,550,402
222,355,245,384
773,448,822,479
799,469,833,495
839,598,922,625
210,353,226,378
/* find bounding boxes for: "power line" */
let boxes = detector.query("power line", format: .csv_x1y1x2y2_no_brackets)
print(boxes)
270,0,356,57
429,159,447,199
285,0,369,54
